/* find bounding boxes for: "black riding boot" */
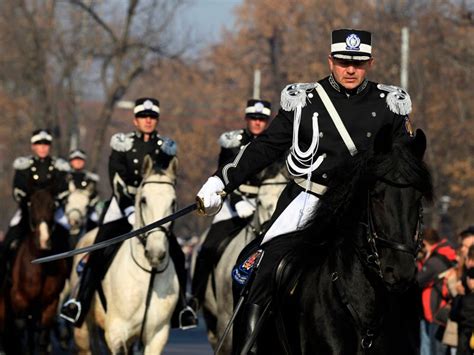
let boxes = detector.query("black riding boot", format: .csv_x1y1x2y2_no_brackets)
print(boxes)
60,218,130,326
169,232,198,329
232,303,269,355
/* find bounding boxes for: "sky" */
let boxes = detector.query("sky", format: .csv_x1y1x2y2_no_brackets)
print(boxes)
178,0,242,51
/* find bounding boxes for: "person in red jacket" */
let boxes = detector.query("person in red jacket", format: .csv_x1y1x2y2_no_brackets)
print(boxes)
418,228,457,355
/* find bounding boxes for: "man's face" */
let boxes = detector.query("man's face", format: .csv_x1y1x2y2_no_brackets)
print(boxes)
31,143,50,159
246,117,268,136
328,56,374,90
461,235,474,260
133,116,158,134
70,158,85,171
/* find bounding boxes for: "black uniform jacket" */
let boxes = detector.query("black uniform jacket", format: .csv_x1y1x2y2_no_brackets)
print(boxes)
108,130,177,211
12,155,70,207
216,76,412,194
217,128,274,207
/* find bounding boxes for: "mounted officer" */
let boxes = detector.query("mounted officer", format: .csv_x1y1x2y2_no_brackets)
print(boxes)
196,29,415,353
67,148,100,231
190,99,272,312
0,129,70,286
60,98,197,329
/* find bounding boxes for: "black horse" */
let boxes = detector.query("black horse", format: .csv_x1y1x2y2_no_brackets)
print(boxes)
257,126,433,355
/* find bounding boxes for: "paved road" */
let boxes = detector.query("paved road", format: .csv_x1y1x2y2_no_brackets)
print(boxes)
49,316,213,354
163,322,213,355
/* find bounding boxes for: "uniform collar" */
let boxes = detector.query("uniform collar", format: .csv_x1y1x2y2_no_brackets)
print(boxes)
135,130,157,140
328,74,368,97
33,155,52,163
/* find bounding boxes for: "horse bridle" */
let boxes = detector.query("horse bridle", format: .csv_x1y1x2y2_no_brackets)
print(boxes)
361,178,424,279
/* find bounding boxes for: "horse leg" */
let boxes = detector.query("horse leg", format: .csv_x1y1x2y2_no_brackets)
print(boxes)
104,319,131,354
74,322,92,355
144,325,170,355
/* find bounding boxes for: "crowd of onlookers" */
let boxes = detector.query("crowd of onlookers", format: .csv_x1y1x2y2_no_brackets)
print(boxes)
418,225,474,355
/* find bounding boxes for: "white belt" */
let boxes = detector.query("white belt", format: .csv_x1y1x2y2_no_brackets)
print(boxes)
238,184,259,195
293,177,327,195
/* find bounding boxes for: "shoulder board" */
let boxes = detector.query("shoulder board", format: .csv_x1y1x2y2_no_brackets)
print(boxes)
157,136,177,156
280,82,318,112
86,171,100,182
13,156,33,170
377,84,412,115
110,132,134,152
54,158,71,172
219,129,244,149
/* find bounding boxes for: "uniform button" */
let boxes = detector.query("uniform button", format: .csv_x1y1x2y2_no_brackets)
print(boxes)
371,112,377,117
132,148,137,152
81,181,87,187
240,146,245,150
366,132,372,138
48,165,54,171
379,93,385,98
319,132,324,138
155,149,159,154
157,140,163,146
33,174,39,180
134,170,139,175
322,173,328,179
322,153,327,158
134,181,138,185
31,166,36,172
308,93,314,98
237,135,242,140
133,159,139,164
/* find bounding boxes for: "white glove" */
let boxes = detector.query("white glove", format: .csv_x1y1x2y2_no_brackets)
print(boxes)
124,206,136,226
196,176,225,216
235,200,256,219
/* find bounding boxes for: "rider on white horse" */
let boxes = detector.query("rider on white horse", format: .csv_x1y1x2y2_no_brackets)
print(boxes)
67,149,100,232
190,99,272,312
60,98,197,329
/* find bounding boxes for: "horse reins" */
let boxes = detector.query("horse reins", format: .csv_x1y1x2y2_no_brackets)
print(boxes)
332,179,424,350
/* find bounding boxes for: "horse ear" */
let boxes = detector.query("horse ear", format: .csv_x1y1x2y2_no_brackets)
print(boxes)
142,155,154,178
68,180,76,192
165,157,178,182
412,129,426,160
373,124,393,154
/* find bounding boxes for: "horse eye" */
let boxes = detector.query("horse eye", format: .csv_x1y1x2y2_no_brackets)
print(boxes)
140,197,147,205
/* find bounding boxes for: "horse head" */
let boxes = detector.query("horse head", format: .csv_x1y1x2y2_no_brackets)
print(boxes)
65,181,94,236
29,188,56,250
135,155,177,269
364,126,432,292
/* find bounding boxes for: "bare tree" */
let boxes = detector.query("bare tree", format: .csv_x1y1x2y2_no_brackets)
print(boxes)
68,0,187,170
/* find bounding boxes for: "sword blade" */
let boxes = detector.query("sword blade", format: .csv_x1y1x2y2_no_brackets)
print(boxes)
31,203,198,264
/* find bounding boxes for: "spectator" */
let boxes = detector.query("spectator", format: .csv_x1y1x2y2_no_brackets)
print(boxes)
450,227,474,354
418,228,457,355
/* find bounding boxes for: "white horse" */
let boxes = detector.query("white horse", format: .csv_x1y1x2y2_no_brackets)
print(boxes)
65,181,96,240
71,157,180,354
199,169,289,354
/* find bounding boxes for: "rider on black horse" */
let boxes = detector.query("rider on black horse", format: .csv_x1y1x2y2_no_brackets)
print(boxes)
60,98,198,329
196,29,416,354
189,99,272,316
0,129,70,288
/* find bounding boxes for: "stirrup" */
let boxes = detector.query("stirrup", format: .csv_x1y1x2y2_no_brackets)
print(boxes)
59,299,82,324
179,305,198,330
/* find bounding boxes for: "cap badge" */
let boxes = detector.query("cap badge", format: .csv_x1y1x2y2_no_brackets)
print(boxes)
346,33,361,50
254,102,264,113
143,100,153,109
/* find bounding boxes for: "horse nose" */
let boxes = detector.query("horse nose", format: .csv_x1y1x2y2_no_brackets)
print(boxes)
384,266,397,284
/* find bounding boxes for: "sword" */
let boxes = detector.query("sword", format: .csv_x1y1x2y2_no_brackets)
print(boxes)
32,201,203,264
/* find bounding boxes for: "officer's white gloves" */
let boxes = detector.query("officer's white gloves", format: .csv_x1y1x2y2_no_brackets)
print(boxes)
196,176,225,216
235,200,255,219
124,206,136,226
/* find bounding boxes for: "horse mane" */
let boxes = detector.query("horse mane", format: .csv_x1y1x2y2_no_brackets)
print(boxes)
306,140,433,241
141,155,178,182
